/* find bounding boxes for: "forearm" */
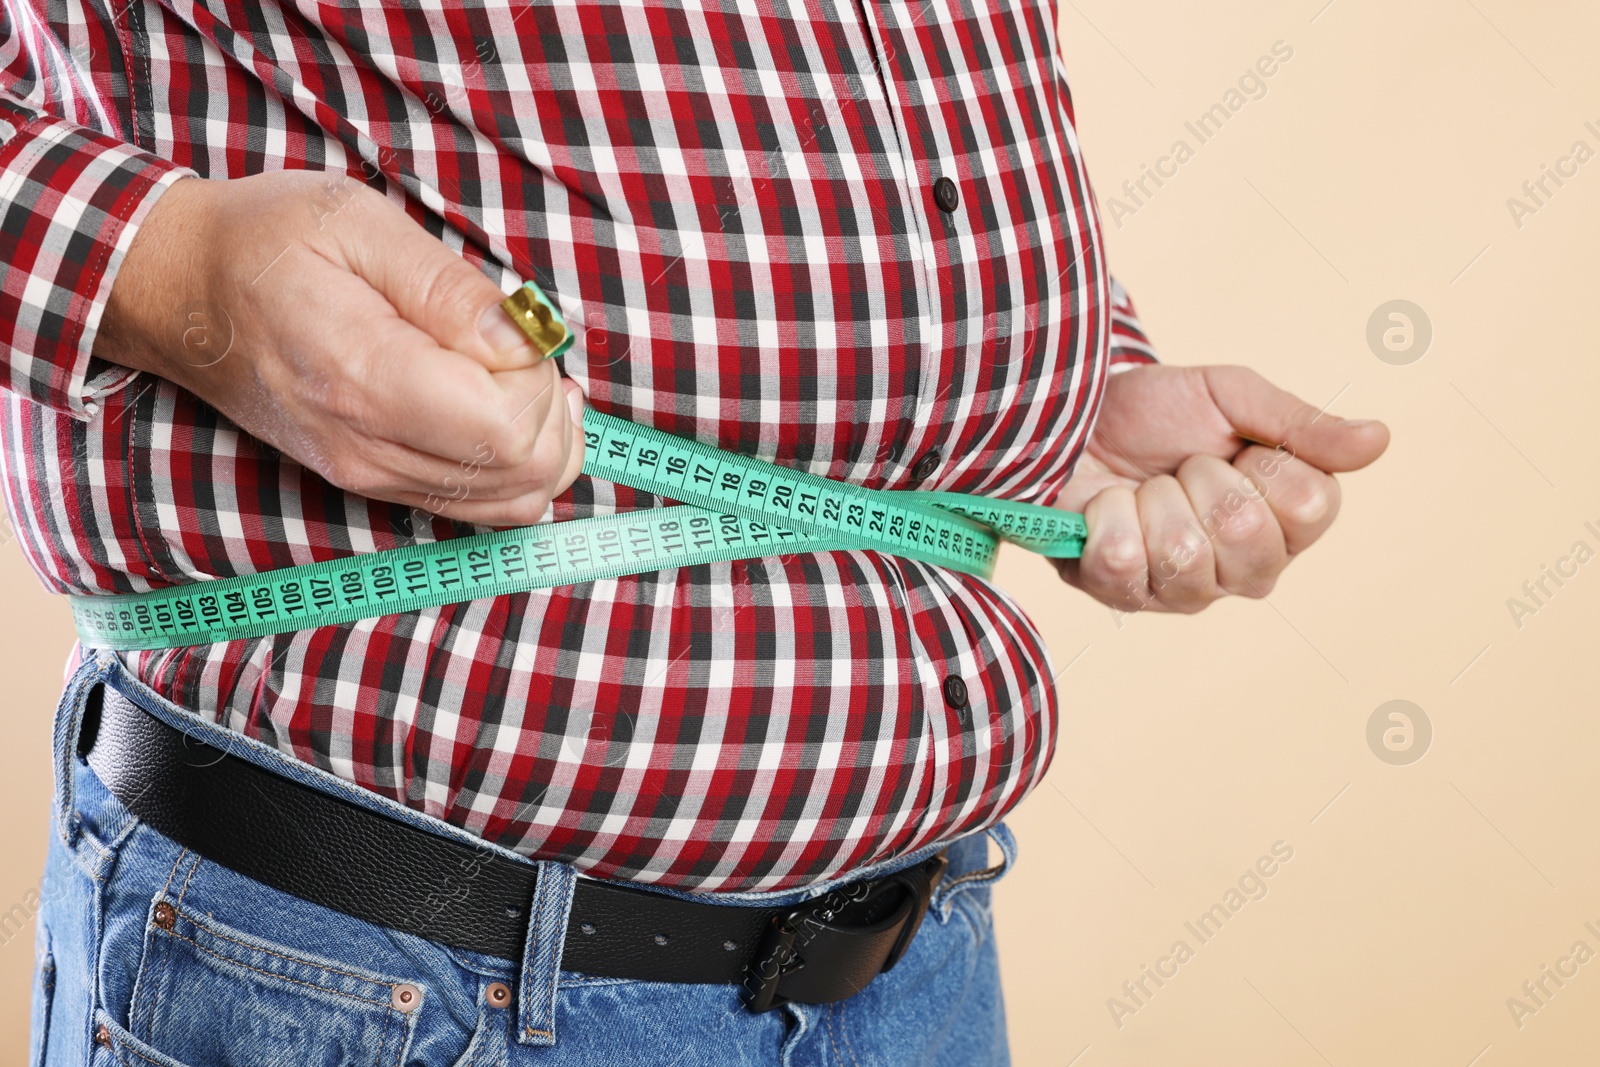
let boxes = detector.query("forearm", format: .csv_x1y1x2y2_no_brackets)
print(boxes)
0,91,192,417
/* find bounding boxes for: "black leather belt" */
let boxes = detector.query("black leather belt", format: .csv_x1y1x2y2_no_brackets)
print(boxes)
79,683,947,1012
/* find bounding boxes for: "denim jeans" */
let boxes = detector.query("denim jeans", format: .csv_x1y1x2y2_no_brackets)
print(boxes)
30,651,1015,1066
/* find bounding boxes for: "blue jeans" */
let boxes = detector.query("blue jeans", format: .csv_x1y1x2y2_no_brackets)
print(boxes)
30,651,1014,1066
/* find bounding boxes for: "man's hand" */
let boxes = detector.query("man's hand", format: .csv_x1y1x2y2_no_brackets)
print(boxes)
95,172,584,526
1054,364,1389,613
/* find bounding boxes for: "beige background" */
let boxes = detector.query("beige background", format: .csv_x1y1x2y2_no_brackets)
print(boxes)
3,0,1598,1062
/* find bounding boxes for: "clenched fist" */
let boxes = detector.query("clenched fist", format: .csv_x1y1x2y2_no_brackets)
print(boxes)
95,171,584,526
1055,364,1389,613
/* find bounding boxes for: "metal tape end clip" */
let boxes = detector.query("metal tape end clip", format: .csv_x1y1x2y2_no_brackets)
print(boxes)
500,282,574,360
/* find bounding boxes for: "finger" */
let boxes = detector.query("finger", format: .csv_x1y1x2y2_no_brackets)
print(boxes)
486,358,568,463
352,323,566,470
1137,474,1221,612
299,302,513,462
397,486,559,529
331,435,563,508
516,359,577,491
1202,365,1391,473
1235,445,1342,556
556,379,587,495
324,362,573,506
393,361,571,497
328,188,547,372
1061,486,1151,611
1175,453,1287,597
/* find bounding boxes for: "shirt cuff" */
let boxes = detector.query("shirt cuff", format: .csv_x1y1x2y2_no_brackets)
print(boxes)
1107,276,1158,371
0,115,192,420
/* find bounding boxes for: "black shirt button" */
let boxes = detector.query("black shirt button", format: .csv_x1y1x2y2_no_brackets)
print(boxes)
911,450,941,481
942,675,969,710
933,176,960,213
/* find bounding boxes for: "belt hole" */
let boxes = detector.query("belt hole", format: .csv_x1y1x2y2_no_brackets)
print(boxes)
580,922,597,935
653,934,670,946
723,940,738,952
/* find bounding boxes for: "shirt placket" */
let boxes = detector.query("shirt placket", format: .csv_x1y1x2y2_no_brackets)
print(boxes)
833,0,997,845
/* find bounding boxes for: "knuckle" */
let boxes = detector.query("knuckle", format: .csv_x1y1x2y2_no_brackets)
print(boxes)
320,375,363,424
1240,573,1278,599
1095,535,1145,579
1156,588,1216,614
1153,528,1208,573
1211,498,1270,546
1282,479,1339,527
419,258,490,322
489,421,539,468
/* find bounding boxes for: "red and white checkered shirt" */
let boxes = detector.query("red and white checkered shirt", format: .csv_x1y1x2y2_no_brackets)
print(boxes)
0,0,1154,891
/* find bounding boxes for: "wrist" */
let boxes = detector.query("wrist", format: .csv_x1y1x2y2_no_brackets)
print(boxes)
94,175,221,383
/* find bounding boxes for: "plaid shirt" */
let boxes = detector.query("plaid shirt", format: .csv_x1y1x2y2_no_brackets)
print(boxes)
0,0,1155,892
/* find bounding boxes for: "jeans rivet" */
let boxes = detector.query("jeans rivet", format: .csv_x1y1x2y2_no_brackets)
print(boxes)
391,983,422,1012
486,981,512,1008
94,1024,111,1047
152,901,176,930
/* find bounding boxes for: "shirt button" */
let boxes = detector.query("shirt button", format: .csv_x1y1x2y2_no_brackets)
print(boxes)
911,450,941,482
942,675,969,710
933,176,960,213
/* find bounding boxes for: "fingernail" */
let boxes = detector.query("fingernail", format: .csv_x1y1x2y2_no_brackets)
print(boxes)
566,382,585,421
478,303,532,355
1338,418,1375,429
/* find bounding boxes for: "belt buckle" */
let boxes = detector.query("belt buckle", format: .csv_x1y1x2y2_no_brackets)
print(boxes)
879,852,947,972
744,852,949,1013
744,906,809,1013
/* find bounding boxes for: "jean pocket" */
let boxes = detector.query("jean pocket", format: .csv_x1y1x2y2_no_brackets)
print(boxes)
929,824,1018,926
124,897,423,1066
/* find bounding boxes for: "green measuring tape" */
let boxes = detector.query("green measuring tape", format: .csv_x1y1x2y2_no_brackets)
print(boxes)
70,283,1087,652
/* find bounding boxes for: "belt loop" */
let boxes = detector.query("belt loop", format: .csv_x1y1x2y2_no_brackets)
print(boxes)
985,822,1018,873
515,860,577,1047
51,651,113,846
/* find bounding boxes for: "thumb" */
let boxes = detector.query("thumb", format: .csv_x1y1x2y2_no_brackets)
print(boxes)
332,190,546,372
1203,365,1390,473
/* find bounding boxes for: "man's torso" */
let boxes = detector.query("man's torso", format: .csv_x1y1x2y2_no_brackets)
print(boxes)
1,0,1110,890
